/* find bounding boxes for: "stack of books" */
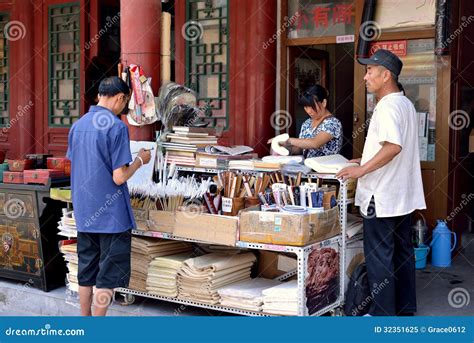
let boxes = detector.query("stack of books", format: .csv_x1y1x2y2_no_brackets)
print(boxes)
162,126,257,169
59,240,78,293
196,145,256,169
161,126,219,166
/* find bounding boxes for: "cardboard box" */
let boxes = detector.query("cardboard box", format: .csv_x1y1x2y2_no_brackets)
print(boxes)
173,212,239,246
147,210,175,234
132,208,149,231
239,206,340,246
257,251,297,279
337,178,356,200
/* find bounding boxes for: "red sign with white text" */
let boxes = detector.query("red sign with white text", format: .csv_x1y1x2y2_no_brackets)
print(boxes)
370,40,407,56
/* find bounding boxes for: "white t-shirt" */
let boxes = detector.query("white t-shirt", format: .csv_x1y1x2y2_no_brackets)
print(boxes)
355,92,426,217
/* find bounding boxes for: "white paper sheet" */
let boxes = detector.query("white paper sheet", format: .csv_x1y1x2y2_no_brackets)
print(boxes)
128,141,157,186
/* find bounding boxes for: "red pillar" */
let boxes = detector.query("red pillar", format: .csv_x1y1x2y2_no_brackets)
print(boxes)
8,0,35,158
120,0,161,141
224,0,277,156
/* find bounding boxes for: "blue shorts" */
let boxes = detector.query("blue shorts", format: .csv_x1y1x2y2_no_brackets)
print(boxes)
77,230,131,289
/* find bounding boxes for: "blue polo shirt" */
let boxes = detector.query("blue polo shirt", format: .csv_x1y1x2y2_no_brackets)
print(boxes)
66,106,136,233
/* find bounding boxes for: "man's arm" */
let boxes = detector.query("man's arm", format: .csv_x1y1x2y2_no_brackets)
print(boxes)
360,142,401,174
112,149,151,186
336,142,401,180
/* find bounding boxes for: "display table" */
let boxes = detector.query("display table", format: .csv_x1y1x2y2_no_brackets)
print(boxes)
116,172,352,316
0,179,70,291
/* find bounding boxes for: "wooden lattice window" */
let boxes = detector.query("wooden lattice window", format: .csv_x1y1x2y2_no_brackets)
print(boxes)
48,3,80,127
185,0,229,128
0,13,9,127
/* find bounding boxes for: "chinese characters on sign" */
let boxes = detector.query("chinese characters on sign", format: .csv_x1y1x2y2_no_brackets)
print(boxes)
370,40,407,56
288,1,355,39
295,4,353,30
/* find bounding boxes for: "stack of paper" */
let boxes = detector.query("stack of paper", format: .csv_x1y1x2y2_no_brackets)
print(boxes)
217,277,281,311
252,159,282,171
346,213,363,238
262,280,299,315
177,252,256,304
57,209,77,238
146,253,193,298
59,241,78,293
129,237,192,292
228,159,255,170
304,154,358,174
261,155,304,165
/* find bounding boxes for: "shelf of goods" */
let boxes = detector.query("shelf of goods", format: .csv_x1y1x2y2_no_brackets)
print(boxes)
175,166,355,205
116,174,350,317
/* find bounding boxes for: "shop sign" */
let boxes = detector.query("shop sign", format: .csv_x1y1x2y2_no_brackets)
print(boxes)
295,3,353,30
370,40,407,56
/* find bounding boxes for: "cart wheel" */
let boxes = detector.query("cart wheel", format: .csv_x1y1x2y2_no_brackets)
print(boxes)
121,293,135,305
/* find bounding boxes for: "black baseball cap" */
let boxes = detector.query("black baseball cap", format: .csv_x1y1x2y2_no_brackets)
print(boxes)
358,49,403,76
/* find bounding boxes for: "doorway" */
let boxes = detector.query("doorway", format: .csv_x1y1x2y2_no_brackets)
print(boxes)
286,43,354,158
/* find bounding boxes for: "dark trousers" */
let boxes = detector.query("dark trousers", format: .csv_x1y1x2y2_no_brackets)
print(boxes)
363,205,416,316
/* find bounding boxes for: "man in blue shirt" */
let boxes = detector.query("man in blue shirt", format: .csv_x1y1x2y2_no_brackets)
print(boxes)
67,77,151,316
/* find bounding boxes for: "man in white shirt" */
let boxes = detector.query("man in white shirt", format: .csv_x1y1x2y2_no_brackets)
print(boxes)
337,49,426,316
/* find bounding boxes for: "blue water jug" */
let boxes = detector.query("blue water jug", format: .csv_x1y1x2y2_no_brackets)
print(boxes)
430,220,457,267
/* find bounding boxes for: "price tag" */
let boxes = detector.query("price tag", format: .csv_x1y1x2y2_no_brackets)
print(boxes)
263,244,287,252
198,158,217,168
222,197,233,212
151,231,164,238
336,34,354,44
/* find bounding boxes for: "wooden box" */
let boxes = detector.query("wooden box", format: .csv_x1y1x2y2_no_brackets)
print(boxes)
47,157,67,172
64,159,71,176
3,171,24,184
26,154,53,169
8,159,34,172
24,169,65,185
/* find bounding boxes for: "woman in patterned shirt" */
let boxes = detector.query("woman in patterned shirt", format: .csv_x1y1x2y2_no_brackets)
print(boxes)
269,85,343,158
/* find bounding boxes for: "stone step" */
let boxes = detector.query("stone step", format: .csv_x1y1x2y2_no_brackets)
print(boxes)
0,279,215,316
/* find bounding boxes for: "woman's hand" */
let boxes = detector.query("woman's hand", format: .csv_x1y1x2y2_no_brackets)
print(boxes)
281,138,292,148
267,137,291,147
